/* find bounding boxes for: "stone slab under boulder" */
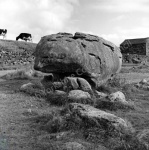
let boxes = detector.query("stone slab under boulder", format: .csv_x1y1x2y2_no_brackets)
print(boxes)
63,77,92,92
34,32,122,88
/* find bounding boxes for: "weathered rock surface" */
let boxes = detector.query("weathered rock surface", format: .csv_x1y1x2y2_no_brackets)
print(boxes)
95,91,134,110
64,103,133,133
64,77,92,92
68,90,91,102
54,90,67,96
95,90,107,98
108,91,127,104
34,32,122,87
20,82,34,91
135,79,149,90
64,77,79,91
41,76,92,92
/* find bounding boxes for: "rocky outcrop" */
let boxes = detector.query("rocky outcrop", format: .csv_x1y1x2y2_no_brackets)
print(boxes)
34,32,122,88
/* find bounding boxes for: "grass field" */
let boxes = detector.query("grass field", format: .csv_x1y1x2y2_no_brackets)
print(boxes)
0,68,149,150
0,39,149,149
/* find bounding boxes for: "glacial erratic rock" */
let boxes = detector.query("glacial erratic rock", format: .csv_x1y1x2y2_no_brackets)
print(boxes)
34,32,122,88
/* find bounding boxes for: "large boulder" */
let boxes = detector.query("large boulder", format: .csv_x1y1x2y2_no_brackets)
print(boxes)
34,32,122,87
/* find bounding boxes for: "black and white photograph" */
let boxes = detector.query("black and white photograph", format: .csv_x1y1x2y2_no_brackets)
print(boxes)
0,0,149,150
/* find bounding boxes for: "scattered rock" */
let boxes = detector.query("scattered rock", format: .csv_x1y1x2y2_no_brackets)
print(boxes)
20,82,34,91
132,58,141,64
95,90,107,98
135,79,149,90
64,103,133,133
108,91,127,104
55,90,67,96
140,79,148,84
77,77,92,92
64,77,79,91
63,77,92,92
68,90,91,102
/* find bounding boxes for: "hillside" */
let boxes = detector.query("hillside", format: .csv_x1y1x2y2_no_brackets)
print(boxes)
0,39,36,52
0,39,37,70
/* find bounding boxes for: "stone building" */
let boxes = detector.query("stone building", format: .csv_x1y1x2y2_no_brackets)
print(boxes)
120,37,149,55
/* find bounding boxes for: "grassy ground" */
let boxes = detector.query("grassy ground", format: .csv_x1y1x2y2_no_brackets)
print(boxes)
0,66,149,149
0,39,36,52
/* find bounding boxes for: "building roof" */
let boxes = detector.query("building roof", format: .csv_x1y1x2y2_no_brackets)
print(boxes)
121,37,149,45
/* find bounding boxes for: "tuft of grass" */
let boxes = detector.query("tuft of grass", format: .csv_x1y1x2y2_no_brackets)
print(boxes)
96,85,113,94
46,92,68,106
20,82,46,98
107,76,126,88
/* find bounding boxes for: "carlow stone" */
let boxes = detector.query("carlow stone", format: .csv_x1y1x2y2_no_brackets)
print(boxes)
34,32,122,88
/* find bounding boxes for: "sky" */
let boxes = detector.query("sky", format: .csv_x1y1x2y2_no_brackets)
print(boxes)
0,0,149,46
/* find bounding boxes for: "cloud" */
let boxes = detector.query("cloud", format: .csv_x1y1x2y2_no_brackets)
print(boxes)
101,24,149,46
0,0,79,42
101,33,122,46
92,0,149,13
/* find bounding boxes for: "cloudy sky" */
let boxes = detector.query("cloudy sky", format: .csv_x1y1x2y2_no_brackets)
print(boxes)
0,0,149,46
